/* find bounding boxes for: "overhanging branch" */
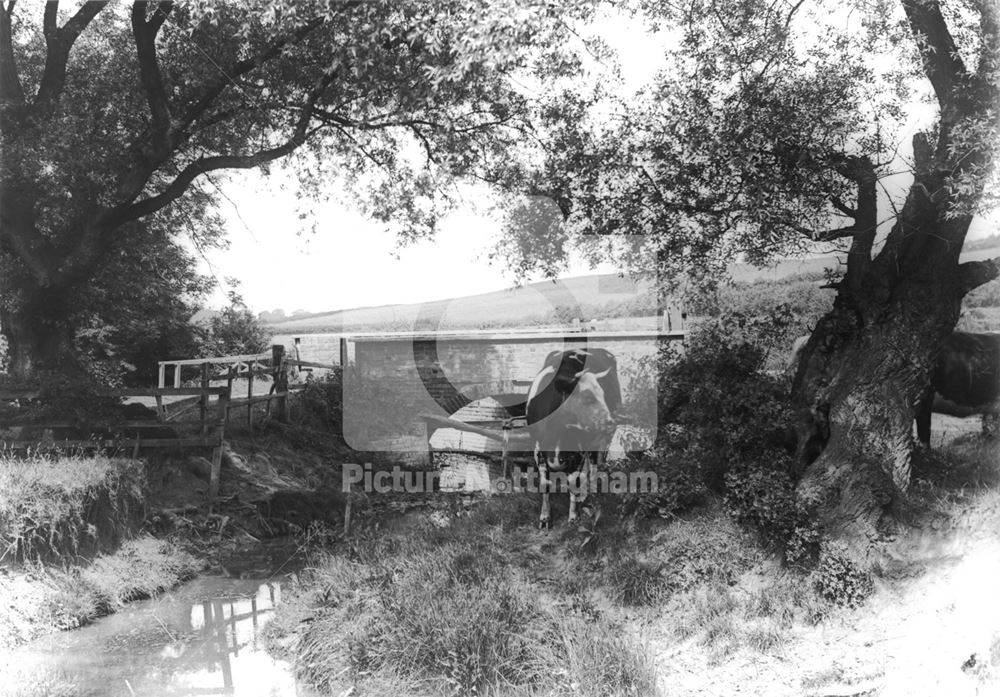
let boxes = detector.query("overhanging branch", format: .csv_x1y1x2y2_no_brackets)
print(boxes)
959,255,1000,293
106,70,338,229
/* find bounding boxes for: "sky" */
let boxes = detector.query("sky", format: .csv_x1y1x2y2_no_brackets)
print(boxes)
195,8,999,316
197,9,662,315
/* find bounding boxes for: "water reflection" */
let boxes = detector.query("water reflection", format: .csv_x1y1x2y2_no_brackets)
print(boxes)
2,577,320,697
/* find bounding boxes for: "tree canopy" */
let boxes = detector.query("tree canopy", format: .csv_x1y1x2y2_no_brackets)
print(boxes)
495,0,998,288
0,0,590,378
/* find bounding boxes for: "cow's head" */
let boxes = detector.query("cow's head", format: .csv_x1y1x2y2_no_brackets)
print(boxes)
559,367,617,447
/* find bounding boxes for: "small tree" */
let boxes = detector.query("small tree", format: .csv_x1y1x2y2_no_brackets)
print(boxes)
199,294,272,358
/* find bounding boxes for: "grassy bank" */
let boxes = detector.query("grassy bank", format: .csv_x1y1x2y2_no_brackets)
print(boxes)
263,430,1000,696
0,535,201,650
0,454,203,650
0,454,145,562
263,493,785,697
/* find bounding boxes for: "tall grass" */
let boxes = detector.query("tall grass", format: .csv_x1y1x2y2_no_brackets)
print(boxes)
265,499,659,696
0,454,145,562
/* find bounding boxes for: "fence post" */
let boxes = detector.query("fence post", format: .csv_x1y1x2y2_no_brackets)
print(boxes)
247,365,255,430
199,363,211,435
272,344,288,423
209,388,229,501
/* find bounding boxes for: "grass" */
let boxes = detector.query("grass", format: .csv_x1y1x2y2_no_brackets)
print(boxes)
264,495,659,696
0,453,201,650
0,535,201,648
0,454,145,563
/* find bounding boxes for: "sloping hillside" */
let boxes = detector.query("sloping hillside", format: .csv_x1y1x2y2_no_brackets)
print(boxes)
265,246,1000,334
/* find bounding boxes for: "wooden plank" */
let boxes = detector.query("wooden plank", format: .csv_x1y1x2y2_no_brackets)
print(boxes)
209,445,222,500
116,387,228,397
287,358,339,370
159,352,270,367
227,392,289,409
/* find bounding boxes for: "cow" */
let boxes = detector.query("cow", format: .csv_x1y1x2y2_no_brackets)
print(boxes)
786,332,1000,452
524,348,621,528
915,331,1000,445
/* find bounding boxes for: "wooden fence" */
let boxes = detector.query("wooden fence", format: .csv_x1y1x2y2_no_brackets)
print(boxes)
0,344,339,500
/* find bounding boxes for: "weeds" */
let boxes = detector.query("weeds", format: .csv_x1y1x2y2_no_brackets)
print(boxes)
0,454,145,562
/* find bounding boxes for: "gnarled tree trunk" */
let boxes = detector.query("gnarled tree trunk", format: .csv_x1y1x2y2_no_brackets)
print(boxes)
793,172,996,554
0,283,82,380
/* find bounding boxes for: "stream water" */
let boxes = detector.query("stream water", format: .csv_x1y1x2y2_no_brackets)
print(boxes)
2,575,323,697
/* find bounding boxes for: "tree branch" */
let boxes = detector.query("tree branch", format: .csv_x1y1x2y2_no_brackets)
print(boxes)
170,17,324,139
0,0,25,106
830,195,856,217
902,0,968,110
106,69,338,230
131,0,173,144
813,226,859,242
35,0,109,114
959,254,1000,293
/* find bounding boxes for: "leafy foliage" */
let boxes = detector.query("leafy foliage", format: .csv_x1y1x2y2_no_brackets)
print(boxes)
197,294,272,358
0,0,593,377
816,542,875,608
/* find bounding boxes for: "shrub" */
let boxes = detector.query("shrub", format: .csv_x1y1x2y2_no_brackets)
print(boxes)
654,313,808,552
197,294,271,358
816,543,874,608
292,369,343,432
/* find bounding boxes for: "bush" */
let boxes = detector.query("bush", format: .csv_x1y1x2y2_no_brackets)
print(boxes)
816,543,874,608
292,369,343,432
198,295,271,358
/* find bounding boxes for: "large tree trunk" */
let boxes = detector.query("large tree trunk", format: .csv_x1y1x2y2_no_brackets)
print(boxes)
792,172,973,554
0,285,82,380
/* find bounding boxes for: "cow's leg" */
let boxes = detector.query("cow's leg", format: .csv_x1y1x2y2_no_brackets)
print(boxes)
583,449,603,518
915,388,933,446
983,412,999,440
568,466,580,523
568,454,590,524
537,446,555,529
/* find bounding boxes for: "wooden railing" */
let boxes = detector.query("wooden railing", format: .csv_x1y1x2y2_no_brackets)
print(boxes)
0,344,341,499
0,385,230,498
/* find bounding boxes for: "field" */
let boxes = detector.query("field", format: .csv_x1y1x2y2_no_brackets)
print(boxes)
265,244,1000,335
